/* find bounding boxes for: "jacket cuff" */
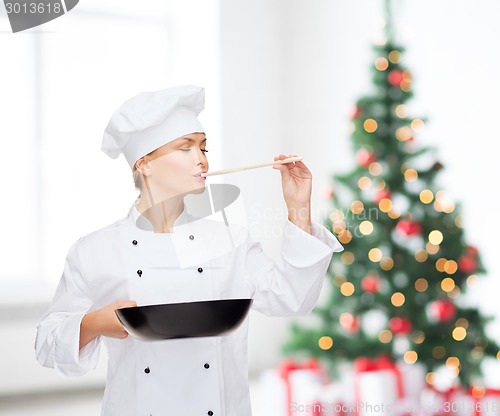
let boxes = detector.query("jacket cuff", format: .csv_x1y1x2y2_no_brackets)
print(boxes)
53,313,101,378
282,219,344,268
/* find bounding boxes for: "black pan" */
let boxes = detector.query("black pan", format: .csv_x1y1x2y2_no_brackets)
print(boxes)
115,298,252,340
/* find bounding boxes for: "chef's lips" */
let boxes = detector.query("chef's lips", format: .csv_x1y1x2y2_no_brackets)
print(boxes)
135,183,247,267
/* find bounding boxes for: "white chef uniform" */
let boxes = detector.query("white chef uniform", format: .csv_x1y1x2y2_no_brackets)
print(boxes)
35,198,343,416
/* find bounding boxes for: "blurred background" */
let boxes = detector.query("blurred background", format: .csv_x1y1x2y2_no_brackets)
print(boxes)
0,0,499,414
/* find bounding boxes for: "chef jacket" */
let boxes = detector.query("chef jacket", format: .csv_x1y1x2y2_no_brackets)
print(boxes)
35,200,343,416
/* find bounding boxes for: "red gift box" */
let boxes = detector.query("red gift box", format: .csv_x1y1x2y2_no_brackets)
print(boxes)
450,388,500,416
260,358,328,416
354,356,405,416
420,385,462,416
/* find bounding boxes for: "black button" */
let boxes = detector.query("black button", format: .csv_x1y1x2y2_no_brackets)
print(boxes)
208,412,213,416
189,235,194,240
204,363,210,369
137,270,142,277
144,367,150,374
197,267,203,273
132,240,138,245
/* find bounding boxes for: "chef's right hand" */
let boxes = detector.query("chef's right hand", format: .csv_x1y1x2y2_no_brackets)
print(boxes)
79,300,137,350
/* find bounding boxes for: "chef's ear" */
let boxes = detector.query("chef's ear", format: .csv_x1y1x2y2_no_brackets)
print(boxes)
134,157,152,177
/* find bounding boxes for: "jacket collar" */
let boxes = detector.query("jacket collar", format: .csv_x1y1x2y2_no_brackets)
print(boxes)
127,198,191,232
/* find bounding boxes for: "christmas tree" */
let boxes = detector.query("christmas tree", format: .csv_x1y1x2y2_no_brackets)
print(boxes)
283,1,499,388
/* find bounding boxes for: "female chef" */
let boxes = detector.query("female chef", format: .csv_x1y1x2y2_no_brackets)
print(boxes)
35,85,344,416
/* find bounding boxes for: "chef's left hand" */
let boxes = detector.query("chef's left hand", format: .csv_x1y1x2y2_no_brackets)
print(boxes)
273,154,312,233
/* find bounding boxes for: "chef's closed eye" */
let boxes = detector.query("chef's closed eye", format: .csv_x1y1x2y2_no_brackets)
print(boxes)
177,135,208,151
181,147,209,153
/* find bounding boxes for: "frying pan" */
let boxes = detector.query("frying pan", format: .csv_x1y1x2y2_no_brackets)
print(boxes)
115,298,252,340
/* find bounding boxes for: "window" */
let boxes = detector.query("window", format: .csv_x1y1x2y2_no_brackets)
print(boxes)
0,0,221,300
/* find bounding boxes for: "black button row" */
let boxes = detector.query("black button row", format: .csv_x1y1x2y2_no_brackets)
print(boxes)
136,268,204,278
134,234,195,243
143,365,213,415
133,238,202,279
144,364,209,373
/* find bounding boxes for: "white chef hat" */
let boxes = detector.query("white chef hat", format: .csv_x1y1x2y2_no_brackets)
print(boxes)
101,85,205,168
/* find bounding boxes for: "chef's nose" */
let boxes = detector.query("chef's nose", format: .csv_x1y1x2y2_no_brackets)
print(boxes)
195,148,208,166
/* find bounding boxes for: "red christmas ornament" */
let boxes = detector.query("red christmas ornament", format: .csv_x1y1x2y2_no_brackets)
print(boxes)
433,161,444,171
339,313,360,333
356,148,378,168
361,275,380,293
396,219,422,236
352,106,362,119
389,316,413,335
375,189,392,204
466,245,479,257
322,186,335,200
427,299,456,323
388,70,404,87
458,256,477,274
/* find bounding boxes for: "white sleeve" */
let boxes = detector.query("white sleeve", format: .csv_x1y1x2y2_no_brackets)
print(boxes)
35,242,101,378
245,219,343,316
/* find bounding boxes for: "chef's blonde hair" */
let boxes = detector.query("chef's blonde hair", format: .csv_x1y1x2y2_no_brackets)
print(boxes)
132,166,142,190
